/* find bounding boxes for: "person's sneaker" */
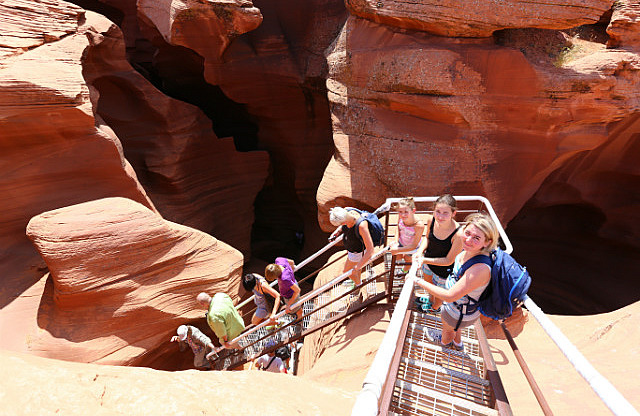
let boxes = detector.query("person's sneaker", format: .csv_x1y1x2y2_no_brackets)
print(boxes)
425,328,442,344
426,328,458,350
344,279,356,290
415,296,431,305
452,341,465,352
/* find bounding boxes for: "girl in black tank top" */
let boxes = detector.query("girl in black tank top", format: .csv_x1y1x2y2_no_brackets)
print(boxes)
415,195,463,311
424,219,459,278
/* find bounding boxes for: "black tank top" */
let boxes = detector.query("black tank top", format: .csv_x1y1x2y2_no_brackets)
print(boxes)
423,219,459,278
342,212,364,253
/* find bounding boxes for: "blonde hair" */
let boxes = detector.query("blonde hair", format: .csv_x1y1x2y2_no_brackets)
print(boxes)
397,197,416,210
463,212,499,252
265,263,282,281
329,206,359,227
329,206,348,226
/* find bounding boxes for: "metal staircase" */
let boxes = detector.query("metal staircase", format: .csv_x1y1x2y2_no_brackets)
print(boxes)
208,197,511,415
208,247,392,371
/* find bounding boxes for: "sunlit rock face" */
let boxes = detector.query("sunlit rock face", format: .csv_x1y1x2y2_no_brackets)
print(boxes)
25,197,243,367
345,0,612,37
138,0,263,60
0,349,356,415
316,13,639,230
607,0,640,49
0,2,267,361
0,2,156,354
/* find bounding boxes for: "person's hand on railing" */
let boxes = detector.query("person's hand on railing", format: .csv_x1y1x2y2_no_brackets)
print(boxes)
388,241,401,255
328,227,342,241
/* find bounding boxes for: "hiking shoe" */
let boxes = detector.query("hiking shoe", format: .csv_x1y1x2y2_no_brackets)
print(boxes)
425,328,442,344
415,296,430,305
344,279,356,290
425,328,457,350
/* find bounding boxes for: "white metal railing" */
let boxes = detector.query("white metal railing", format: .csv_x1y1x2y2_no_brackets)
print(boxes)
208,243,392,370
377,195,513,254
351,195,509,415
236,236,344,311
351,258,420,416
524,297,639,416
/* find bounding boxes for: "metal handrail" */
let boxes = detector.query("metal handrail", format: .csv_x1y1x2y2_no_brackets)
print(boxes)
352,196,638,416
351,256,420,415
378,195,513,254
524,297,639,416
224,244,391,351
236,236,344,310
352,196,511,415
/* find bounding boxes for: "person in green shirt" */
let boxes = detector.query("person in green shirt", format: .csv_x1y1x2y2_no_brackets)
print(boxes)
196,292,245,349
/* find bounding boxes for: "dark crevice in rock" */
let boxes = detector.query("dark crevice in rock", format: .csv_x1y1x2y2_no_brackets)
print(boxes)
507,198,639,316
68,0,259,153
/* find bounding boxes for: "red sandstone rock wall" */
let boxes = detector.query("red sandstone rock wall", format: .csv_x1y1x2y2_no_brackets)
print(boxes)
0,2,156,354
0,2,268,362
81,13,269,256
317,8,640,229
346,0,612,37
137,0,349,260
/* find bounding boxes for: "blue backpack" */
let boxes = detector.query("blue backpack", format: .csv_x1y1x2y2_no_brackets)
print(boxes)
348,208,385,247
452,248,531,329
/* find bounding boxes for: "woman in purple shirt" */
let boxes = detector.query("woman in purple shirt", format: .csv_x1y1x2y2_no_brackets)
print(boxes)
265,257,302,320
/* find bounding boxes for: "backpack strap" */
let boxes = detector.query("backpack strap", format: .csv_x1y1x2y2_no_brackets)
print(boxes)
453,254,492,331
455,254,492,279
262,356,277,371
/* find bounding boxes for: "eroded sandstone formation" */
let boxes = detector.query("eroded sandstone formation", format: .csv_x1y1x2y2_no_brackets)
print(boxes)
138,0,263,60
0,349,355,415
0,1,156,354
81,12,269,256
0,2,268,362
135,0,349,261
607,0,640,49
346,0,612,38
317,12,640,227
25,197,242,367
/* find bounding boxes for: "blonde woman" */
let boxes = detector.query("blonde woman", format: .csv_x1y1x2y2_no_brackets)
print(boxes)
415,212,498,351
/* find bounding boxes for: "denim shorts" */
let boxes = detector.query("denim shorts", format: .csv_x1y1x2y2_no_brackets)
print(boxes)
421,264,446,287
254,307,269,320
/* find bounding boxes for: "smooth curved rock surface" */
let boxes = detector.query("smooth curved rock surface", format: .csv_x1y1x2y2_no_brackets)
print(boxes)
25,197,243,366
0,1,155,355
345,0,612,38
0,349,355,415
138,0,262,60
138,0,348,261
81,12,269,257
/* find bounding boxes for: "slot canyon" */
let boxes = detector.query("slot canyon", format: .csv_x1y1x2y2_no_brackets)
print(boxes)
0,0,638,414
